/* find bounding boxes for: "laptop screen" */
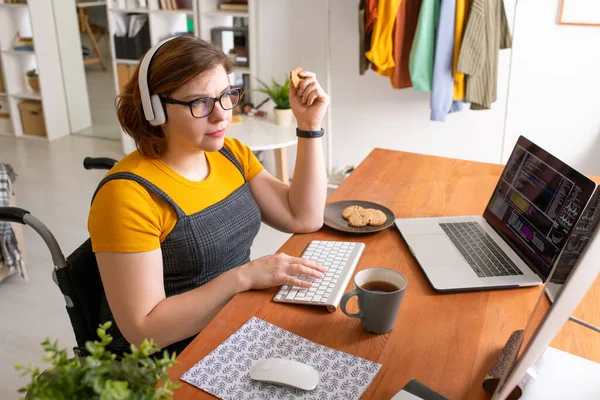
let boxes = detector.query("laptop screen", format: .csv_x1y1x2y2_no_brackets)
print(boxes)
483,136,596,280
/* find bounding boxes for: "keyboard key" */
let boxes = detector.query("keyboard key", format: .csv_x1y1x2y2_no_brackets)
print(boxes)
274,240,365,309
441,222,524,278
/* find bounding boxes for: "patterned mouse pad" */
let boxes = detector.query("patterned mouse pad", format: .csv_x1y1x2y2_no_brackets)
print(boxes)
180,317,382,399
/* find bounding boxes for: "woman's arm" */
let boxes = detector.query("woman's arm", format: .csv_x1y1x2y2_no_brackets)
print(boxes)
249,70,329,233
96,249,325,349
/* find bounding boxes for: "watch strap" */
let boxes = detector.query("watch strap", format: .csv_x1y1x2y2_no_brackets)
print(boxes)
296,128,324,138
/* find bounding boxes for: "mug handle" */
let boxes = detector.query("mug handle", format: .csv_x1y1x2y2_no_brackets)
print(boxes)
340,290,363,319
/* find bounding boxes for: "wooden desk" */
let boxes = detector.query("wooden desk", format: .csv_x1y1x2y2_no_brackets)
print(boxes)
169,148,600,399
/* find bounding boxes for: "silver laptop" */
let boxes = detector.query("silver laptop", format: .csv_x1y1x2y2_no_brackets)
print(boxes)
395,136,597,292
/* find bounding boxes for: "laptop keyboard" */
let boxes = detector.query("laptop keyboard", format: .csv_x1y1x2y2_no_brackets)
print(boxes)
439,222,523,278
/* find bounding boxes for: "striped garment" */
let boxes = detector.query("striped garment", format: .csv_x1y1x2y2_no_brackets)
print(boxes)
457,0,512,110
0,163,27,282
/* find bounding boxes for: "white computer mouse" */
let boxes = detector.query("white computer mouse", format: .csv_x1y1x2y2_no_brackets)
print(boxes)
249,358,320,391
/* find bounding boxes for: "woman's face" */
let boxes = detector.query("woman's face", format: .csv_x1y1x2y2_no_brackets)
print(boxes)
162,65,232,153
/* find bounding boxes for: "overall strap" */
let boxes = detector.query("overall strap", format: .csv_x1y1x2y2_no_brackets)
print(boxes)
219,146,246,181
91,172,186,219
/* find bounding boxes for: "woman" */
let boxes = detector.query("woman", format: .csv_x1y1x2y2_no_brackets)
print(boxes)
88,36,328,355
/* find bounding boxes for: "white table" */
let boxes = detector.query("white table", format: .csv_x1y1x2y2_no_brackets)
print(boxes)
227,115,297,184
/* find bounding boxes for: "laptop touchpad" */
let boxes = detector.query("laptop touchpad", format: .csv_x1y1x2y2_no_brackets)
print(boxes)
396,218,444,235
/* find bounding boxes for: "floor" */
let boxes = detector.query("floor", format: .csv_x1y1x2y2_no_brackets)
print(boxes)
0,134,291,398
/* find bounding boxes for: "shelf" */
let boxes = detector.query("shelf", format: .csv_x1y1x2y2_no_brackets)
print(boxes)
0,3,28,9
108,8,150,14
0,131,15,137
11,91,42,101
1,50,35,56
108,8,193,15
202,10,249,18
153,9,194,16
75,1,106,7
115,58,140,65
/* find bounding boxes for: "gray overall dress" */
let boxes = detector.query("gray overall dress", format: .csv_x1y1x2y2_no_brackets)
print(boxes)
92,147,262,356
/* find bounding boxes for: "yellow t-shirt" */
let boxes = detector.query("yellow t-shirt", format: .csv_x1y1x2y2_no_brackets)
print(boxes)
88,137,263,253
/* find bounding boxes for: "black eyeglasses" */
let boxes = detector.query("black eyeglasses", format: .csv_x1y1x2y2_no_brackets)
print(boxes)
160,88,242,118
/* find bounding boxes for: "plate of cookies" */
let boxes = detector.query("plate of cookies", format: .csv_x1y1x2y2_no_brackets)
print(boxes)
323,200,395,234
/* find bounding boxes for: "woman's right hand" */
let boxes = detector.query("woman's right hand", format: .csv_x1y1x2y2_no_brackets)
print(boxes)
239,253,327,290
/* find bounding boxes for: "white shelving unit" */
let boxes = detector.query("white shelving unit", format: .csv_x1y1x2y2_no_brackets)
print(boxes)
197,0,257,81
106,0,200,153
0,1,90,140
106,0,260,154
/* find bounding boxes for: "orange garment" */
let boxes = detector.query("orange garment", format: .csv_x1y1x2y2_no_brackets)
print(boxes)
388,0,422,88
453,0,470,100
365,0,404,76
366,0,379,33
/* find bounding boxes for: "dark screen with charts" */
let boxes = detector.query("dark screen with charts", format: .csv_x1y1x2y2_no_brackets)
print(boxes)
483,136,596,280
550,187,600,284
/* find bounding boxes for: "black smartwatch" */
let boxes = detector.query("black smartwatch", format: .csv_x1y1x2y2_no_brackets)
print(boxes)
296,128,325,138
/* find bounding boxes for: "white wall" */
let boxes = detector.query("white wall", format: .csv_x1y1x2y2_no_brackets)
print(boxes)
257,0,600,177
255,0,329,176
503,0,600,175
327,0,516,170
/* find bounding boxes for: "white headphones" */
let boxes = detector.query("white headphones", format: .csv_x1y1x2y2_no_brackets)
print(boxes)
138,36,177,126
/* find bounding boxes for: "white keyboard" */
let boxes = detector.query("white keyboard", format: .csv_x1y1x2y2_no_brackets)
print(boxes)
273,240,365,312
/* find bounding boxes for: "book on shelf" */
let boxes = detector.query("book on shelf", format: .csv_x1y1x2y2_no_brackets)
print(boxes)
176,0,192,9
218,1,248,12
159,0,186,10
12,34,33,51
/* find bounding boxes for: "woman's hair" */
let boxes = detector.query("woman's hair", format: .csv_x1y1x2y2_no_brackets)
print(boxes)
117,36,234,158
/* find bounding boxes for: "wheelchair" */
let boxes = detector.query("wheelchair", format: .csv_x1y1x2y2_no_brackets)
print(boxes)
0,157,117,358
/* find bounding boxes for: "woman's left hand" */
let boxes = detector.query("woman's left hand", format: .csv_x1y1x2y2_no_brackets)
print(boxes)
289,70,329,132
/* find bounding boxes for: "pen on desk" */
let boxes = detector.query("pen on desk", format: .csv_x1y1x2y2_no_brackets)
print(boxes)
569,316,600,333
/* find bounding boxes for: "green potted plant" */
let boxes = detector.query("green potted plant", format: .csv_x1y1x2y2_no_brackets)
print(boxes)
255,75,293,127
227,48,237,63
15,322,180,400
26,69,40,93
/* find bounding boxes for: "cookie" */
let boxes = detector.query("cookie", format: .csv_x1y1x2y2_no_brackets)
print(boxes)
342,205,364,220
367,209,387,226
348,211,371,228
290,67,304,90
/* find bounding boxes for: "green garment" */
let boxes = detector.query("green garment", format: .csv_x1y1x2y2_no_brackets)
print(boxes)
409,0,441,92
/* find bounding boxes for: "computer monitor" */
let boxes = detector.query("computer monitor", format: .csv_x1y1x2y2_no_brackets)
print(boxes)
546,187,600,301
492,212,600,399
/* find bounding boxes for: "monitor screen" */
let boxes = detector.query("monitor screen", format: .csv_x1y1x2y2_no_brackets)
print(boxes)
483,136,596,280
494,196,600,399
551,188,600,285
